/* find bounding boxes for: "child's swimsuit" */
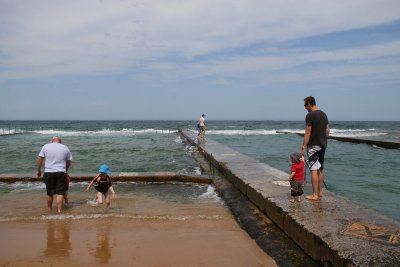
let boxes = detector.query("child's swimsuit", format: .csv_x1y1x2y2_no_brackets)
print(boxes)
95,174,112,194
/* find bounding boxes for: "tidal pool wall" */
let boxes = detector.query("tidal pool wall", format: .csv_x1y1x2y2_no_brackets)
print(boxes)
178,129,400,266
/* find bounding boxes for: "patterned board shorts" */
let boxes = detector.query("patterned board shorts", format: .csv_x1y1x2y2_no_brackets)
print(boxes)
307,145,325,171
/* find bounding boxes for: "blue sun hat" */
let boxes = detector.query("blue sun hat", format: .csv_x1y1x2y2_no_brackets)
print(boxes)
98,164,111,175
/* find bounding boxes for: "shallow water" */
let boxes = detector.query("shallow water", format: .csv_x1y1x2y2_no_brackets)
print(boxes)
211,132,400,221
0,182,224,221
0,182,276,267
1,120,399,221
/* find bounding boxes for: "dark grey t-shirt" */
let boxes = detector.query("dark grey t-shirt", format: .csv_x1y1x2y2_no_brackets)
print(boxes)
305,110,329,148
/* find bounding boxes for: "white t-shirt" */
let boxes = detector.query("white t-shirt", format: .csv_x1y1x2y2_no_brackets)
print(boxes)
199,116,205,127
38,143,73,172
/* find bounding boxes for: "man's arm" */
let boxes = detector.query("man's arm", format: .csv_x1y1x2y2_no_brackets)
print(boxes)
36,156,44,177
66,160,71,172
326,124,330,137
301,125,312,153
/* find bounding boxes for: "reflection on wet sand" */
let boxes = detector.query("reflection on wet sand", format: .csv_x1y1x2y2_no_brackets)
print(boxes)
45,217,114,264
44,221,72,258
89,222,113,264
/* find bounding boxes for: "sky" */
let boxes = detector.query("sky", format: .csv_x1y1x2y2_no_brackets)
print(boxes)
1,0,400,121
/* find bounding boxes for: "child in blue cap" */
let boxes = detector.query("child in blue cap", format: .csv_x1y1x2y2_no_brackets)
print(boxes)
85,164,116,208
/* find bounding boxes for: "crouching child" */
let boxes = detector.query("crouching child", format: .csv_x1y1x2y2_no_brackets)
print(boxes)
85,164,116,208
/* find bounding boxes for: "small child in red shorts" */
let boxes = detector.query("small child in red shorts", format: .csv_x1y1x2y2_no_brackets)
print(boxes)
288,152,305,203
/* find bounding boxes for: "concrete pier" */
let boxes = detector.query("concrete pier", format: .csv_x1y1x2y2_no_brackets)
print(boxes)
0,132,25,137
276,131,400,149
0,172,212,184
178,129,400,266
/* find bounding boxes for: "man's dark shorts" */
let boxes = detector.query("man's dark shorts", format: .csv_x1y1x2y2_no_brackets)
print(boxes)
44,172,67,196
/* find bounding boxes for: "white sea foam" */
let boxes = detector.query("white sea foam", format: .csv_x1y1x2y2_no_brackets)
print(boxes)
32,127,373,138
188,127,388,139
0,128,18,134
174,136,183,143
0,182,45,192
199,185,223,204
0,213,225,222
194,167,202,175
330,128,387,138
32,128,176,136
206,129,280,136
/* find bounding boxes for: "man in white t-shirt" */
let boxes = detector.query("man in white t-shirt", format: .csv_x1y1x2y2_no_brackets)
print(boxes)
37,136,72,213
198,114,206,138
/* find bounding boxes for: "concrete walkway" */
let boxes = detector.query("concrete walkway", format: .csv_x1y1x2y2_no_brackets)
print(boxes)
0,172,212,184
179,130,400,266
277,130,400,149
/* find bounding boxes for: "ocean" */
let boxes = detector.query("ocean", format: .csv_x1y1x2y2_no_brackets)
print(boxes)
1,120,399,221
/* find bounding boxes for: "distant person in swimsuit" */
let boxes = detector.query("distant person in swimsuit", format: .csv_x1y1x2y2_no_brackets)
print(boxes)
37,135,72,213
85,165,116,208
288,152,305,203
300,96,329,201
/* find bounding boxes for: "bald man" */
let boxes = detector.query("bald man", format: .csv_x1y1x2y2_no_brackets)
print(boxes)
37,136,72,213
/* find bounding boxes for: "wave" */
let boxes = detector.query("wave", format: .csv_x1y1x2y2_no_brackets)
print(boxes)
0,213,225,222
7,126,389,139
32,128,177,136
198,128,387,138
199,185,224,204
330,128,387,138
205,129,283,136
0,182,45,192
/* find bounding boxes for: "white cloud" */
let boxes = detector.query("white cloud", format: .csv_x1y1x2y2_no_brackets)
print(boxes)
139,41,400,83
0,0,400,81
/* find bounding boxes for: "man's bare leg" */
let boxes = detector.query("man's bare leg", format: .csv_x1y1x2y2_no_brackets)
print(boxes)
318,170,324,198
47,195,53,212
56,195,64,213
64,192,68,204
306,170,319,200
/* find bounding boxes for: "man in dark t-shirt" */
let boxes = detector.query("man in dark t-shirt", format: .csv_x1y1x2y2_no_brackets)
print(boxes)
300,96,330,201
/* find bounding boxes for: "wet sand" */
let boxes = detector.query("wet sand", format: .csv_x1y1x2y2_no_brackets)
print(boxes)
0,217,276,267
0,182,277,266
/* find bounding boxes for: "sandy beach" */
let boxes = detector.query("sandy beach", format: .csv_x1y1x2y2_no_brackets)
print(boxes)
0,217,276,267
0,182,277,266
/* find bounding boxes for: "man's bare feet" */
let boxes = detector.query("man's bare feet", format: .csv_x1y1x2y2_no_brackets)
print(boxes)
306,195,319,201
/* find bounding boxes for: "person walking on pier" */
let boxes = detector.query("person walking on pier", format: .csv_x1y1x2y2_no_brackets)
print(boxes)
300,96,329,201
198,114,206,138
37,136,72,213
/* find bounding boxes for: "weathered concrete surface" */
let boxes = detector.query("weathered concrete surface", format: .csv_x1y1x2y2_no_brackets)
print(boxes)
277,131,400,149
183,136,321,266
0,172,212,184
179,129,400,267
